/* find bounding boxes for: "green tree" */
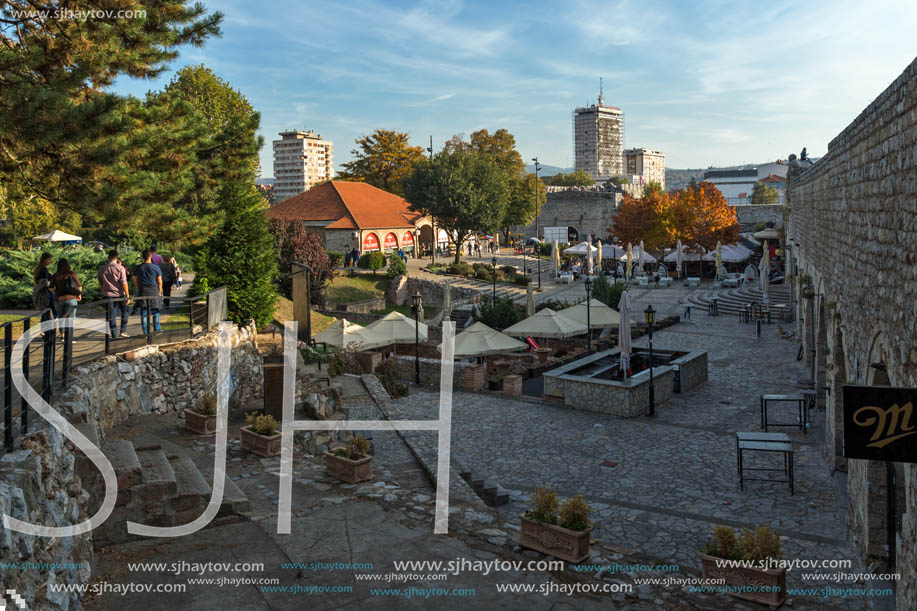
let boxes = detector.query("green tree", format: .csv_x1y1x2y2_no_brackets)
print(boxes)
502,173,544,246
338,129,425,196
750,182,780,205
268,219,333,307
549,171,595,186
194,186,278,328
645,181,664,195
403,149,509,264
357,251,386,274
0,0,222,226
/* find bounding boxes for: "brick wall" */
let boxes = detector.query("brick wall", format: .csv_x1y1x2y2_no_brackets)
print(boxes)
787,56,917,609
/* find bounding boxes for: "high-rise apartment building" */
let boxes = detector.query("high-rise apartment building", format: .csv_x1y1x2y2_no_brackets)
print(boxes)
573,88,624,182
624,148,666,189
272,130,334,203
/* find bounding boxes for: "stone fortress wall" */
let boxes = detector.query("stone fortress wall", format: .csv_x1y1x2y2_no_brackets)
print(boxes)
512,190,623,243
786,56,917,610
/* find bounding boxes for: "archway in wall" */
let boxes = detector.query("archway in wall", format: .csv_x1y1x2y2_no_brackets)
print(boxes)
418,225,433,255
567,227,579,243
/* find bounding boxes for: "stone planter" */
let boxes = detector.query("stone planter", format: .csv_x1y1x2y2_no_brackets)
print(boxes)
323,451,373,483
240,426,282,457
519,515,592,564
183,409,217,435
699,553,786,607
535,348,551,363
488,378,503,391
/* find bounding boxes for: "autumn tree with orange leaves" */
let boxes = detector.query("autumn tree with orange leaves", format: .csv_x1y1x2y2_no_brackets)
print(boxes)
610,182,739,252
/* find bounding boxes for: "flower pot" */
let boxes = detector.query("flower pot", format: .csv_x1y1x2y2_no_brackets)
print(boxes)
535,348,551,363
184,409,217,435
324,451,373,483
519,514,592,564
699,553,786,607
240,425,282,457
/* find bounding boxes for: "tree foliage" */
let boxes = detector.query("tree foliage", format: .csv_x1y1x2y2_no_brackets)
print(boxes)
611,181,739,252
194,186,277,328
402,149,509,264
338,129,425,196
547,171,595,186
472,296,522,330
268,219,333,307
750,182,780,205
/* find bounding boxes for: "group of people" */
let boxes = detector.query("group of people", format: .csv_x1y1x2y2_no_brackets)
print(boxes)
343,246,361,267
31,246,182,340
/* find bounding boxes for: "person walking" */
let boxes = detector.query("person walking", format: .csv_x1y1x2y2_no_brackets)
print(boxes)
171,257,182,289
32,252,56,317
344,246,352,267
158,254,176,309
51,259,81,339
149,245,164,266
98,249,131,339
134,249,163,335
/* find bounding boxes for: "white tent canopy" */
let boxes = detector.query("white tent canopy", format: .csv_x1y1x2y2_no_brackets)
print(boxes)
32,230,82,242
701,244,754,263
664,245,705,262
364,311,428,343
563,241,597,255
503,308,587,339
556,301,634,329
619,246,657,264
314,319,387,350
438,322,526,357
753,228,780,241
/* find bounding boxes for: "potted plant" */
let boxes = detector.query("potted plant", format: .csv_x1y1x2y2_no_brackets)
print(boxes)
535,347,551,363
324,434,373,483
519,485,593,564
700,524,786,607
241,413,282,457
487,374,504,391
184,393,217,435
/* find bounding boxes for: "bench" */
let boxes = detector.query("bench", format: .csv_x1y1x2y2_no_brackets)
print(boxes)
736,432,794,494
685,277,700,287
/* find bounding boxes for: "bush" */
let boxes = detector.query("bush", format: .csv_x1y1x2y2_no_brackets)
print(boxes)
386,253,407,278
447,262,472,276
528,485,559,524
703,524,782,561
357,251,386,274
538,242,553,257
472,296,522,329
559,495,592,531
245,413,279,436
195,186,278,328
327,251,344,267
335,433,372,460
268,219,333,307
474,266,492,281
193,393,217,416
328,346,364,377
374,358,408,398
500,265,517,277
513,275,531,286
591,274,625,309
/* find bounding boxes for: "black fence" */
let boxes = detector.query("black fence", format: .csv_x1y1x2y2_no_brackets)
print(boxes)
1,288,227,453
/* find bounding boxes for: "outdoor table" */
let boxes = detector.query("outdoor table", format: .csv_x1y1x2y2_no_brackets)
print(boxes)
760,394,808,433
723,277,740,288
686,277,700,287
658,277,672,288
736,434,794,494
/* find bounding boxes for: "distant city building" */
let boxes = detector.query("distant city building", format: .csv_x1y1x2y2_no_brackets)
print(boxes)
272,130,334,203
704,160,789,205
573,87,624,182
624,148,666,189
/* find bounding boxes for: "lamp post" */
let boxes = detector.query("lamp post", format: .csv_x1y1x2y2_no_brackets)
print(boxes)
413,229,420,260
532,157,542,290
411,291,422,385
491,256,498,305
584,276,592,353
644,305,656,417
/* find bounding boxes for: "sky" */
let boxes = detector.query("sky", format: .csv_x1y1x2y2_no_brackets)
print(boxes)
112,0,917,176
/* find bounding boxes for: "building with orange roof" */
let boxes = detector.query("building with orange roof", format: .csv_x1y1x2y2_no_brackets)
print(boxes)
265,181,436,256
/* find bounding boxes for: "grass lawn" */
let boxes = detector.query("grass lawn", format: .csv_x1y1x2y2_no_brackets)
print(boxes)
0,312,36,340
326,274,390,304
161,312,191,331
272,296,335,335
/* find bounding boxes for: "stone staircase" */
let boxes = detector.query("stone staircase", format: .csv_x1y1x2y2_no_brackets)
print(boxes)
681,285,791,317
457,462,509,507
73,422,251,547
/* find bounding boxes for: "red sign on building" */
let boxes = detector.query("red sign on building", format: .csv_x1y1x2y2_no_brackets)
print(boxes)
402,231,414,246
384,232,398,249
362,233,380,251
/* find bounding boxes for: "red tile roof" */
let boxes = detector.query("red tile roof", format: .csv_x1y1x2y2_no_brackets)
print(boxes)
760,174,787,183
265,182,421,229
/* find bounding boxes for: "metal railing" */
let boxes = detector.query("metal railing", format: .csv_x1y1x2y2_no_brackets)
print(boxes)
1,287,227,454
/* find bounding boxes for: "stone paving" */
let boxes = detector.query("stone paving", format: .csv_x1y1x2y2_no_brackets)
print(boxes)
392,311,888,610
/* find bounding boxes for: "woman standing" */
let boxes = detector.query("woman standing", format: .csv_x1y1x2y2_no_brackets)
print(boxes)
32,252,56,316
51,259,81,339
171,257,182,288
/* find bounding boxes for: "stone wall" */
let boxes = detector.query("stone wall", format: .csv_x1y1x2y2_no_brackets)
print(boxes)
786,56,917,609
734,204,783,230
512,191,622,242
673,351,708,394
390,355,476,387
561,366,675,418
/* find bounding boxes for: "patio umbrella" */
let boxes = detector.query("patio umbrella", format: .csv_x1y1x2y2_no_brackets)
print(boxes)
676,240,683,279
760,257,770,305
762,240,771,274
586,247,594,276
441,280,452,322
503,308,587,339
626,244,633,279
638,240,646,273
364,311,429,343
314,319,387,350
32,229,82,243
553,240,561,274
438,322,527,358
596,240,603,269
753,228,779,241
618,291,633,377
557,301,631,329
526,283,535,317
563,241,597,255
715,241,724,279
702,244,753,263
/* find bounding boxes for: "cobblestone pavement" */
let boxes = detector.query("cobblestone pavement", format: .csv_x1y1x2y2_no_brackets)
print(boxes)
393,312,886,610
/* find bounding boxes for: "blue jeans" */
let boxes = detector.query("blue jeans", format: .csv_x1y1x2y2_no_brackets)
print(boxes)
106,298,129,337
140,304,161,334
57,299,77,333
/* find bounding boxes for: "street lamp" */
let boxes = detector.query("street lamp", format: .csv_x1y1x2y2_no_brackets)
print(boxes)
584,276,593,353
491,256,498,305
644,304,656,417
532,157,542,290
411,291,422,385
413,229,420,260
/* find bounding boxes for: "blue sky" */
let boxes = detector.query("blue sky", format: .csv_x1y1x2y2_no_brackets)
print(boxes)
113,0,917,176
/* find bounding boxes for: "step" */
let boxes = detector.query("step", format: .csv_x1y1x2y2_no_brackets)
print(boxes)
201,469,252,518
169,456,211,515
135,447,177,507
101,440,142,489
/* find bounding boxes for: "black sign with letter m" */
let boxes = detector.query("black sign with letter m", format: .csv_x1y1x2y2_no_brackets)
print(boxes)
843,385,917,463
